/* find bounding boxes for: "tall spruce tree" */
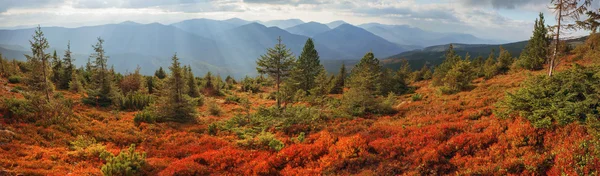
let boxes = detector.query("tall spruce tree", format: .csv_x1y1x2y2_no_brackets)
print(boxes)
85,37,114,107
483,50,497,79
158,53,197,122
25,26,53,102
331,63,346,94
431,44,460,86
51,50,62,87
348,52,382,95
186,66,201,98
519,13,549,70
343,52,382,116
256,36,296,109
292,38,323,93
61,41,75,90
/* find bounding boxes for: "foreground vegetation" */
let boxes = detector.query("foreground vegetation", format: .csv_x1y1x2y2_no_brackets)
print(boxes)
2,4,600,175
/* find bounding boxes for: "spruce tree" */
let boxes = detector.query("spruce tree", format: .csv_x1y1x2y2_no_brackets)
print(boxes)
496,46,513,74
518,13,549,70
158,53,197,122
51,50,63,87
343,52,382,116
292,38,323,93
472,56,485,78
256,36,296,109
309,67,331,96
61,41,75,90
331,63,346,94
483,50,497,79
155,67,166,79
348,52,382,95
25,26,53,102
204,71,214,91
431,44,460,86
84,37,114,107
186,66,200,98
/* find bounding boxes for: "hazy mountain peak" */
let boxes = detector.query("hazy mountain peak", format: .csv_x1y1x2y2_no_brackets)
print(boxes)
285,21,330,37
119,21,140,25
261,19,305,29
326,20,347,28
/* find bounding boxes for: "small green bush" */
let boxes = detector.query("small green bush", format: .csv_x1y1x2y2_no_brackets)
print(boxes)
208,123,218,136
497,64,600,128
8,76,21,84
118,92,153,111
225,95,241,104
259,131,283,150
412,93,423,101
133,108,157,125
241,76,261,93
2,98,32,119
101,144,147,176
208,99,222,116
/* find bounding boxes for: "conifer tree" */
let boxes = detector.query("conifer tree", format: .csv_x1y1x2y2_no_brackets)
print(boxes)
51,50,62,87
186,66,201,98
155,67,167,79
84,37,114,107
256,36,296,109
348,52,382,95
343,52,382,116
496,46,514,74
204,71,214,91
331,63,346,94
69,70,83,93
432,44,460,86
472,56,485,78
309,67,331,96
25,26,53,102
291,38,323,93
519,13,549,70
61,41,75,90
158,53,197,122
483,50,497,79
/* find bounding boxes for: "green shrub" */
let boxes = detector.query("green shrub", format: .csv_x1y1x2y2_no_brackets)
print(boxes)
238,131,284,151
208,123,218,136
118,92,153,111
10,86,23,93
440,59,475,94
497,64,600,128
68,135,110,160
241,76,261,93
8,76,21,84
101,144,147,176
133,108,157,125
412,93,423,101
208,99,222,116
225,95,241,104
1,98,32,119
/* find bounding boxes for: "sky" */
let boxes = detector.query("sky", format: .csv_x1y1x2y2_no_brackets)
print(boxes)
0,0,596,41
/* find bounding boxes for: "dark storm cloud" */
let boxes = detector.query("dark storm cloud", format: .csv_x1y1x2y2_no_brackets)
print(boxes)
460,0,548,9
0,0,65,12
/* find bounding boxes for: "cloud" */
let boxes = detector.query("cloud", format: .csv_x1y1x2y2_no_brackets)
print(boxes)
459,0,548,9
0,0,65,12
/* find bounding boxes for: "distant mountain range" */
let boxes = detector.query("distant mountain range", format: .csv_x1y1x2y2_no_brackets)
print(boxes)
0,18,507,78
382,36,588,71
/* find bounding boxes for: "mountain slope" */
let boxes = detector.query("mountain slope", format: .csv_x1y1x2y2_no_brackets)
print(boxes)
259,19,305,29
285,22,330,37
313,24,406,59
326,20,347,29
170,18,242,39
359,23,504,47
